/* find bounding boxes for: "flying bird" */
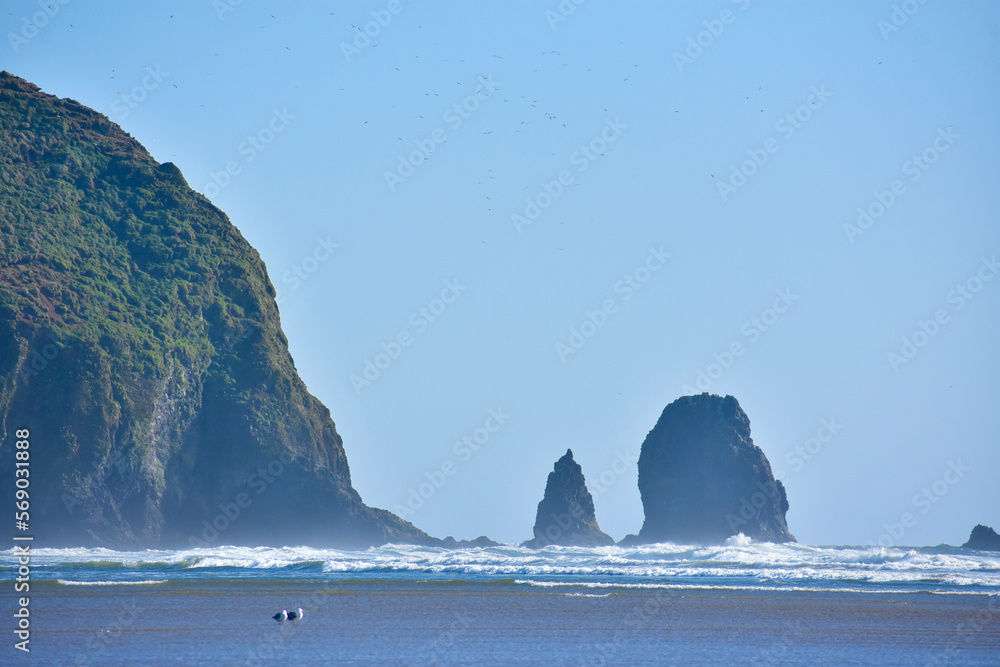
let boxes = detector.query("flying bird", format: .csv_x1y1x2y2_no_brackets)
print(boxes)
273,610,288,623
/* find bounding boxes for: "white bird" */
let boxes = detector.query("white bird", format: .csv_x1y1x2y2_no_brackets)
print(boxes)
288,607,304,622
272,610,288,623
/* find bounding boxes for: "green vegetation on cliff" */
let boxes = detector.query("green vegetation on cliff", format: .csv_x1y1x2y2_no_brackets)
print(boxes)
0,71,427,547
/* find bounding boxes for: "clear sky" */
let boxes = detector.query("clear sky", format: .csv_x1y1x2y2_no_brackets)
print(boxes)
5,0,999,547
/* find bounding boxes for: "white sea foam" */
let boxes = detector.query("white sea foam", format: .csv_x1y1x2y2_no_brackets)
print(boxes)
7,543,998,596
56,579,167,586
515,578,996,596
724,533,753,547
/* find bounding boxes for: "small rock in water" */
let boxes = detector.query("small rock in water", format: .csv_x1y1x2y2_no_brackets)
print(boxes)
963,524,1000,551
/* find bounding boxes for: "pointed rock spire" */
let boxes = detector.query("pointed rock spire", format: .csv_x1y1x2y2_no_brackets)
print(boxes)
522,449,615,548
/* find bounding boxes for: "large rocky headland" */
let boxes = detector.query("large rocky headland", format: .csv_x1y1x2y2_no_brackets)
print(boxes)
0,71,431,549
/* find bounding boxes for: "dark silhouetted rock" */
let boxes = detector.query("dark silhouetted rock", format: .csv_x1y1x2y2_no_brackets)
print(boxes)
628,393,794,545
437,535,501,549
523,449,615,548
962,525,1000,551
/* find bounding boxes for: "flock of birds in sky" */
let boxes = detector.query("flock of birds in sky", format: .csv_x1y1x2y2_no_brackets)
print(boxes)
36,7,832,239
56,7,742,222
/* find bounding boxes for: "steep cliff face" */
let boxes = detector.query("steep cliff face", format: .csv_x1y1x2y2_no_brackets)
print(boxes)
523,449,615,548
0,71,429,548
629,393,794,545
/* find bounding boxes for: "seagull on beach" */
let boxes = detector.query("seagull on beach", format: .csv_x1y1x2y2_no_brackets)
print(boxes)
288,607,304,622
273,610,288,623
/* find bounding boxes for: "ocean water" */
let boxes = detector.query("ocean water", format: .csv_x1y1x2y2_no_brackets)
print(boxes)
6,540,1000,665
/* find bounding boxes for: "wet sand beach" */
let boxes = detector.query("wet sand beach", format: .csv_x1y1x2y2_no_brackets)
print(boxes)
31,578,1000,666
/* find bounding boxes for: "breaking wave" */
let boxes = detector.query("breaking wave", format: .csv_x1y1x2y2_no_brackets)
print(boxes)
6,542,998,595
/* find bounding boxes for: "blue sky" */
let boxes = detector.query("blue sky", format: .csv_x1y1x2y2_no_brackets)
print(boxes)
5,0,999,546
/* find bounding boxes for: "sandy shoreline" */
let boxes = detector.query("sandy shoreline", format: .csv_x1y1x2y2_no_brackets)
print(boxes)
27,578,1000,665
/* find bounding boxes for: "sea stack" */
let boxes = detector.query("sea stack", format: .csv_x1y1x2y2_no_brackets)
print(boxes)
626,393,794,545
962,524,1000,551
523,449,615,548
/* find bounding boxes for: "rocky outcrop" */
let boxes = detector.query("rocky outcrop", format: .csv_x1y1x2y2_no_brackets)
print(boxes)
0,71,430,549
625,393,794,545
523,449,615,548
962,524,1000,551
438,535,501,549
